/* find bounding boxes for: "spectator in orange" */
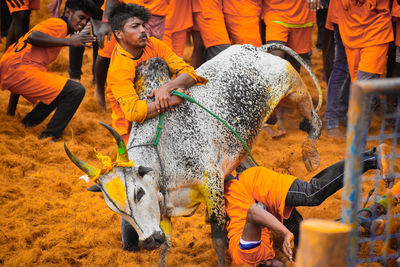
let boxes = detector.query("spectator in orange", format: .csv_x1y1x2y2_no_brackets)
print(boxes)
225,144,393,266
163,0,193,57
222,0,263,47
0,0,98,141
94,0,168,110
337,0,393,83
324,0,351,139
191,0,231,64
106,2,207,251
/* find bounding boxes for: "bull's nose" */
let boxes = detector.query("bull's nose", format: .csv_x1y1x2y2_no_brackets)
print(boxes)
154,231,166,247
141,231,166,250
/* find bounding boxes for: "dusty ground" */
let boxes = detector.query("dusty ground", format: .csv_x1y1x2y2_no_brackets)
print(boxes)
0,2,399,266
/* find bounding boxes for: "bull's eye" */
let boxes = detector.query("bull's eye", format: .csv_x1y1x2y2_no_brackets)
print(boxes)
135,187,145,203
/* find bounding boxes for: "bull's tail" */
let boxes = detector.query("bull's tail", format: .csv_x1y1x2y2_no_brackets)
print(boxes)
259,43,322,112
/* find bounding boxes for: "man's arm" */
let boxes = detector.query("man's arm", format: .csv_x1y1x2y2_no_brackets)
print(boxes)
147,73,195,113
97,0,117,48
27,31,96,47
245,204,294,262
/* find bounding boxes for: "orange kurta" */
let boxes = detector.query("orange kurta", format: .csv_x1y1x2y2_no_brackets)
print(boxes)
0,18,68,105
263,0,315,25
106,37,206,137
224,167,296,266
325,0,340,31
192,0,231,48
6,0,40,13
262,0,315,53
337,0,393,49
163,0,193,56
222,0,262,46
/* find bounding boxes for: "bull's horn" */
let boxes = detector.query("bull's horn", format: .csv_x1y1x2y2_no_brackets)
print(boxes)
98,122,129,162
138,166,153,177
64,143,101,178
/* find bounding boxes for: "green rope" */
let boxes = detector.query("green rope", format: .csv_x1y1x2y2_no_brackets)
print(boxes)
170,90,260,166
153,113,165,146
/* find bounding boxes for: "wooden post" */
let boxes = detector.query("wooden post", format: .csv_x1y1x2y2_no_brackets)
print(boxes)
295,219,351,267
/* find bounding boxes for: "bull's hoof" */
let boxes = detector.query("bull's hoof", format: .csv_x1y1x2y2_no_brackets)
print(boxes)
302,139,320,172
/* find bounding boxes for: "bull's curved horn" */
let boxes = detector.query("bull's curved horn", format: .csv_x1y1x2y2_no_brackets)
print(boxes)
258,43,322,112
64,143,101,178
98,122,129,162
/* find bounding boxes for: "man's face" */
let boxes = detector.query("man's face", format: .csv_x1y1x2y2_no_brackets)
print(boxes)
66,8,91,33
116,17,148,49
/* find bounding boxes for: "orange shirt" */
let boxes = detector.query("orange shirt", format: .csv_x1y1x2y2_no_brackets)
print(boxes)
224,167,296,266
165,0,193,33
0,18,68,92
201,0,224,19
106,37,206,136
125,0,169,16
263,0,315,25
337,0,393,48
192,0,202,12
222,0,262,17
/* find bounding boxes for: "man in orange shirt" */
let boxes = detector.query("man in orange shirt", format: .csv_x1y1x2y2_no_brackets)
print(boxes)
225,144,397,266
94,0,168,110
107,3,207,251
0,0,98,141
337,0,393,83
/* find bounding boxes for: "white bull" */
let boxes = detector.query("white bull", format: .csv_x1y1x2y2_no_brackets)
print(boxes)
65,44,322,266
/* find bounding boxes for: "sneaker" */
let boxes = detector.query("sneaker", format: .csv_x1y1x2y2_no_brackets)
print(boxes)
376,144,394,186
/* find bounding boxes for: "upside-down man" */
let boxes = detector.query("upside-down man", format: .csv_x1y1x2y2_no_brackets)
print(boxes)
224,144,399,266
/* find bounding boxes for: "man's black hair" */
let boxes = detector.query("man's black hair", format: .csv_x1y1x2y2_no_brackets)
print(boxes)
110,2,151,33
64,0,100,18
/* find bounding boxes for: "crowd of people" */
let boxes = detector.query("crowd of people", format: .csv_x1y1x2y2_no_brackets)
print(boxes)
0,0,399,266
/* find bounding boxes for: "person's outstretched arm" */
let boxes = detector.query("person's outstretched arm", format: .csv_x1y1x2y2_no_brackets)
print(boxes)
245,204,294,262
27,31,96,47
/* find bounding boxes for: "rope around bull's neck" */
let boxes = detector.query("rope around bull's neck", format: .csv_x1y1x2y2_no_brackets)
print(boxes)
153,90,260,166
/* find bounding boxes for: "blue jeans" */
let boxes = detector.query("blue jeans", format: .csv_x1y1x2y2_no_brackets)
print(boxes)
324,24,351,130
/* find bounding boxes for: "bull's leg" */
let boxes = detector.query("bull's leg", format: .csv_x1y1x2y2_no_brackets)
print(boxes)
158,216,172,267
281,81,322,171
205,171,226,266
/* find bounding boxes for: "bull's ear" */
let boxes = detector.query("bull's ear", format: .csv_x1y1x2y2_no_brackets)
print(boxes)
138,166,153,177
87,184,102,192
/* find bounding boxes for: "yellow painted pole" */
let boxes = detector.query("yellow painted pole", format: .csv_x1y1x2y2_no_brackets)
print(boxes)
295,219,351,267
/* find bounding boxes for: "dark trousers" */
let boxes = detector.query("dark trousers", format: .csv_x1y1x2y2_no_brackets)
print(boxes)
324,24,351,130
283,149,378,244
22,80,85,139
285,149,378,207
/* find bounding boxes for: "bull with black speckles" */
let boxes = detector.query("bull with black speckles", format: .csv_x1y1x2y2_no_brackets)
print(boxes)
65,44,322,266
